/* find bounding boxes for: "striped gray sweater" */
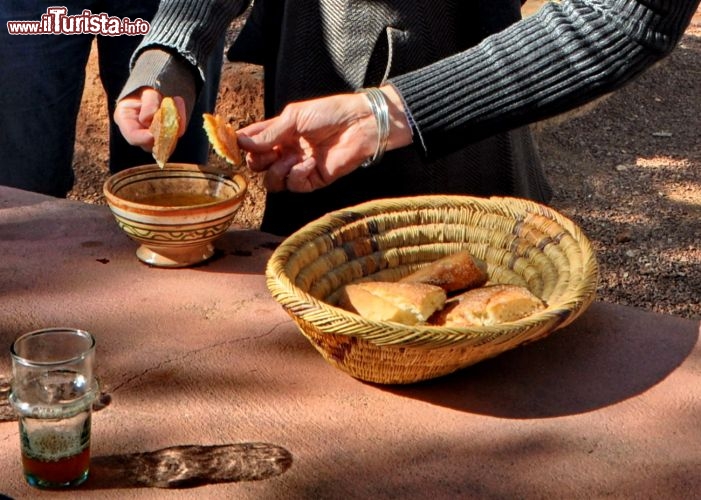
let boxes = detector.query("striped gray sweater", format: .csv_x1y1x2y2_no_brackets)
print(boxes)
126,0,699,235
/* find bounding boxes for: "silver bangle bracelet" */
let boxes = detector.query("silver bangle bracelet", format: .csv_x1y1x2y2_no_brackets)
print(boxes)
358,87,390,168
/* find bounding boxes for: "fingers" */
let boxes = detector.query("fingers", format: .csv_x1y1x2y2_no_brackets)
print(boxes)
287,157,323,193
238,112,295,154
239,116,296,173
263,154,300,192
245,149,281,172
238,97,360,192
114,87,162,151
114,95,156,151
138,88,162,127
237,118,277,149
140,91,187,137
172,96,188,137
263,156,323,193
114,88,191,153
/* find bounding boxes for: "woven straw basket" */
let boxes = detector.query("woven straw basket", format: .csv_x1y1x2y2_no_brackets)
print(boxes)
266,195,599,384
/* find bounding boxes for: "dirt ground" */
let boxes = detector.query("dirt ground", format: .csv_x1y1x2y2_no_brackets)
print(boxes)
69,6,701,320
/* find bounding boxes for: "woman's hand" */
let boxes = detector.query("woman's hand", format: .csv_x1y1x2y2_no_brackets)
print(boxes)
238,85,412,192
114,88,187,152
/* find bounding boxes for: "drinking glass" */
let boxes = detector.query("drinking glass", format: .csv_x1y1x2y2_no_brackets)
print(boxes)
9,328,98,489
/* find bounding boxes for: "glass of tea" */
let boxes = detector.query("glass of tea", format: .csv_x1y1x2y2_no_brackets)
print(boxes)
9,328,98,489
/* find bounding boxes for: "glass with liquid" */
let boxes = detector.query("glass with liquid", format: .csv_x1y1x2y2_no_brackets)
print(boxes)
9,328,98,489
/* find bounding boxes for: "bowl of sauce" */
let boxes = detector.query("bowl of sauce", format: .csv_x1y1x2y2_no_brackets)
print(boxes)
103,163,247,267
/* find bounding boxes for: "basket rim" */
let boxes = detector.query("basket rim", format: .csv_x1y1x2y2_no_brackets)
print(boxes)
266,195,599,348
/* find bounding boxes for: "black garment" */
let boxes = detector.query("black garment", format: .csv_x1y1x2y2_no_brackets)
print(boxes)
229,0,550,236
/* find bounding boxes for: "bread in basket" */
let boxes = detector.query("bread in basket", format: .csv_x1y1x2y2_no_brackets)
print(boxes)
266,195,598,384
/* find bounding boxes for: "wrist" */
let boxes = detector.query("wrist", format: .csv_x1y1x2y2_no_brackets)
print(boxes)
120,49,197,122
378,84,413,150
357,88,391,168
355,85,413,167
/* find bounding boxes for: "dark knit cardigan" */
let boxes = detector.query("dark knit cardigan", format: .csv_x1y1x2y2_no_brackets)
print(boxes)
125,0,699,235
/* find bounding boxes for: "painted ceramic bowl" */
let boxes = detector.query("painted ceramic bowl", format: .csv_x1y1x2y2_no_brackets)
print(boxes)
103,163,247,267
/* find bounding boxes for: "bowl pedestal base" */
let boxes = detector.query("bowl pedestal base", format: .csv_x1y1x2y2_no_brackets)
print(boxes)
136,243,215,268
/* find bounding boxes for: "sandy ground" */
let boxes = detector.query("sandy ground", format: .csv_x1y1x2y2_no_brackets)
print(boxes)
68,5,700,320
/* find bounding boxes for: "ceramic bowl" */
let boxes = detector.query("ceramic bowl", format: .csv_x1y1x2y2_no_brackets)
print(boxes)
103,163,247,267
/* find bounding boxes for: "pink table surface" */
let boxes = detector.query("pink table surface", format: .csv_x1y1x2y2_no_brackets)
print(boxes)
1,186,699,498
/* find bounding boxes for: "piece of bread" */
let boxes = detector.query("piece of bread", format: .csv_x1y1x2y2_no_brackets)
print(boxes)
399,250,488,293
202,113,242,165
150,97,181,169
338,281,447,325
436,284,545,327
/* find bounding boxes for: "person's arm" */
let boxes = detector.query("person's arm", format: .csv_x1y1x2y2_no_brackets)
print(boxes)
239,0,699,193
390,0,700,158
115,0,249,150
132,0,248,84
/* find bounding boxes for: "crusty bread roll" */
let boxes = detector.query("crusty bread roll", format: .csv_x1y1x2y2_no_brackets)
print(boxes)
202,112,242,165
338,285,418,325
150,97,181,169
399,250,488,293
433,284,545,327
339,281,446,325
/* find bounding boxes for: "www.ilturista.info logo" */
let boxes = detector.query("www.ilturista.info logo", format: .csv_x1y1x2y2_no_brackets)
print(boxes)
7,7,150,36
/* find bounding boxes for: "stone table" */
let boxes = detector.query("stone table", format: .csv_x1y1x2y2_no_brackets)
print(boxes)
0,186,699,498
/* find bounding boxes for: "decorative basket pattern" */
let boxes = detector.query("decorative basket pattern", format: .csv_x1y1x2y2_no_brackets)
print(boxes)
266,196,599,384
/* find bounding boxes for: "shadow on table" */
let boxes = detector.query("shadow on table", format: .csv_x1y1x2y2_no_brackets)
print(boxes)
83,443,292,490
196,229,281,276
383,303,700,418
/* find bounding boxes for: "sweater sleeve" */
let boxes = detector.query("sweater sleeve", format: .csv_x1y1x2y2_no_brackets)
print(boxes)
117,49,199,122
389,0,700,158
132,0,250,83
